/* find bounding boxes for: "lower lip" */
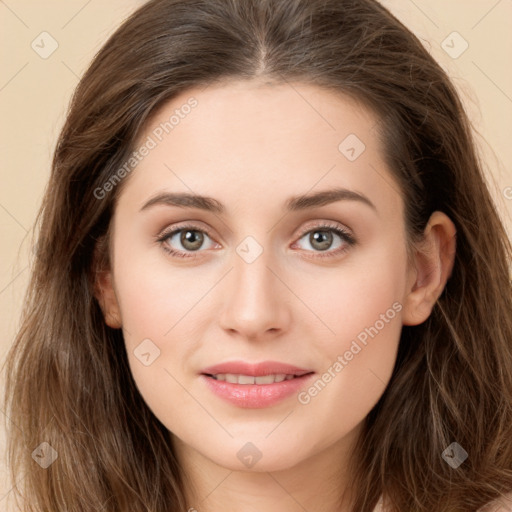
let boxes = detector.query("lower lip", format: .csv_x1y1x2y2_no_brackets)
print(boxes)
200,373,315,408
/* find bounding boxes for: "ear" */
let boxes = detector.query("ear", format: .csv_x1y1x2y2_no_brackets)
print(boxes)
92,236,122,329
402,211,457,326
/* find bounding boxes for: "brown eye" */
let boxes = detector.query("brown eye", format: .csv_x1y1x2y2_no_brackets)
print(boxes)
158,224,218,258
292,223,356,259
309,230,333,251
179,229,204,251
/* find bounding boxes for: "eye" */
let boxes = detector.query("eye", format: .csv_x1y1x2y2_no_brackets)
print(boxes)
156,224,218,258
292,222,356,258
156,221,356,260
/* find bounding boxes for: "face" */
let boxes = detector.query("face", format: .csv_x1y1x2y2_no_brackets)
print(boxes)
102,80,416,473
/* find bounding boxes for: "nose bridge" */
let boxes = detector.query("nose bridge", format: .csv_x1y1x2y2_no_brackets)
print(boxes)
218,234,290,338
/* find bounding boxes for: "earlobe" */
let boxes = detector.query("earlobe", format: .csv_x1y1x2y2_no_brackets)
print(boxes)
94,269,122,329
402,211,457,326
91,238,122,329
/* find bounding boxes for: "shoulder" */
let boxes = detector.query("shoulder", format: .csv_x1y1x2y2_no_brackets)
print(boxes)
478,492,512,512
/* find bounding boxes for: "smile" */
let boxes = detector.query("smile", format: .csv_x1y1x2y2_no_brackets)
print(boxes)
201,372,315,408
207,373,300,384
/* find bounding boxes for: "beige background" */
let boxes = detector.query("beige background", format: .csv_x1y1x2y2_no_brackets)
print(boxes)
1,0,511,508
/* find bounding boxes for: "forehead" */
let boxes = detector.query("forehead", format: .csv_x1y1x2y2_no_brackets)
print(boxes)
139,79,380,157
118,80,401,220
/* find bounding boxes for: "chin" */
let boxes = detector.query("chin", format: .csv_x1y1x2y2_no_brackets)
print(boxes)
199,441,306,473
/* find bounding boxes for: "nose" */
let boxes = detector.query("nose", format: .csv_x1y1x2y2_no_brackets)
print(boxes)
218,245,292,341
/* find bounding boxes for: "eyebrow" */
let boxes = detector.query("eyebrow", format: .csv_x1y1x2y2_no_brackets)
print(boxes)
139,187,377,214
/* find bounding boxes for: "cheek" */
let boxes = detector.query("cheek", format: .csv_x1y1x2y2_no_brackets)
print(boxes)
111,239,225,413
293,241,406,414
113,242,209,338
298,237,407,346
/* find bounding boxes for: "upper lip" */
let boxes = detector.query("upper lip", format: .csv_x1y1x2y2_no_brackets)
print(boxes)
201,360,314,377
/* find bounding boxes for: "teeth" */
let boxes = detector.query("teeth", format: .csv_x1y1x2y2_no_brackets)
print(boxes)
212,373,296,384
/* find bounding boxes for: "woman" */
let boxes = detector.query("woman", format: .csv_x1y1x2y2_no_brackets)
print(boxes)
4,0,512,510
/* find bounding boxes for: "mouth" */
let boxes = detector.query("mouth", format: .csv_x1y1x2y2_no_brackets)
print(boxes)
199,361,316,408
204,372,313,384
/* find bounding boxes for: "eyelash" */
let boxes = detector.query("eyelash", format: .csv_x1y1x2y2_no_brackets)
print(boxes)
156,222,356,260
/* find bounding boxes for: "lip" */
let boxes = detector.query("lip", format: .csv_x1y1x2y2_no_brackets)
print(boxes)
201,360,313,377
200,360,315,408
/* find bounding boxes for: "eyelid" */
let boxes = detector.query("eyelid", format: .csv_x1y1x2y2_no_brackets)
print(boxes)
295,220,354,241
156,221,216,241
291,221,356,259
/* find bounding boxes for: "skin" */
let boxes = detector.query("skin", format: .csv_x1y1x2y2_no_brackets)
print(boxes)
95,80,456,512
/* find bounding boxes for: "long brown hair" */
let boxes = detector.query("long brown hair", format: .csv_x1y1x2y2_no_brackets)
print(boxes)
3,0,512,510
